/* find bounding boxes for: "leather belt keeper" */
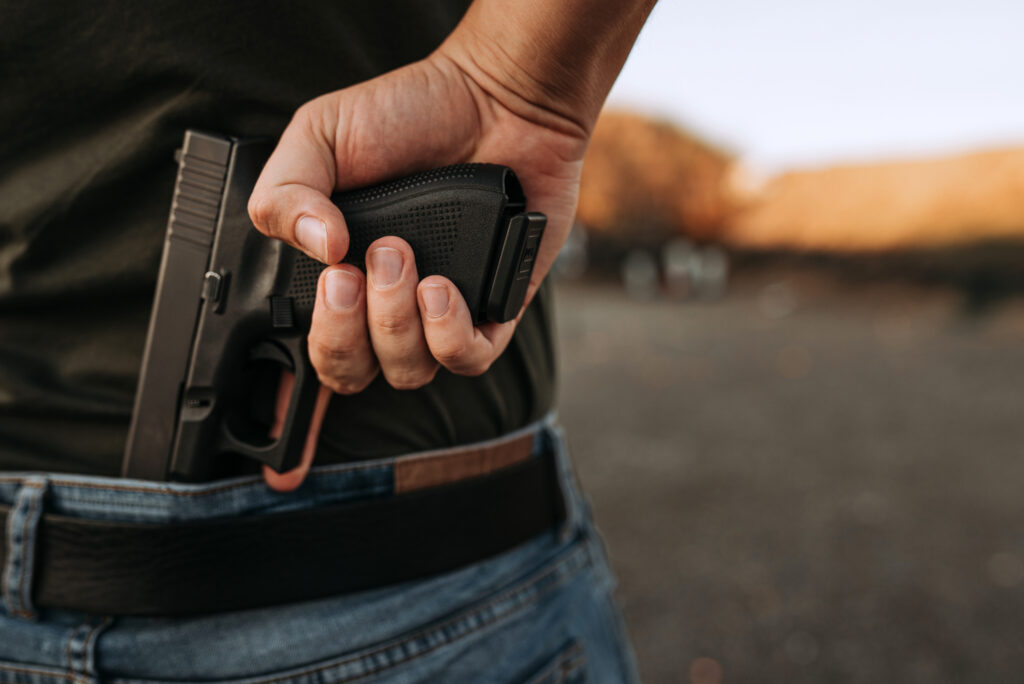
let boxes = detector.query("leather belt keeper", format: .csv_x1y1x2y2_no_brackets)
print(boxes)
0,437,565,617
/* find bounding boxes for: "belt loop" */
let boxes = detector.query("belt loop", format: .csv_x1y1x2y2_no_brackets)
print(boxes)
67,616,114,682
2,475,49,620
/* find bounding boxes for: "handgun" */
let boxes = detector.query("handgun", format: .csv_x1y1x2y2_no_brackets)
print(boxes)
122,130,546,482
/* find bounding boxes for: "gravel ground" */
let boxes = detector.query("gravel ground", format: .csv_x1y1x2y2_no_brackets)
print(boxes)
554,273,1024,684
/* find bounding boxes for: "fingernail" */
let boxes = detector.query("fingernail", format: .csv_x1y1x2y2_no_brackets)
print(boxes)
325,270,360,310
296,216,326,261
369,247,403,289
422,285,450,318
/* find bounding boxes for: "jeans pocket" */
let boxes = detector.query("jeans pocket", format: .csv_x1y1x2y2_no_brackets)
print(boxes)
113,538,596,684
518,640,586,684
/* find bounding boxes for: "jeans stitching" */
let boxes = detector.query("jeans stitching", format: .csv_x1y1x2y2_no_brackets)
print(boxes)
0,662,74,681
79,617,112,678
524,641,586,684
17,484,41,617
65,621,89,675
1,495,14,613
560,656,587,683
48,481,393,511
2,481,42,617
109,541,590,684
0,465,387,498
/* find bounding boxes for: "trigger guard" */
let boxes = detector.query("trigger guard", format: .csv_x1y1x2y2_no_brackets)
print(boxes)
248,340,294,371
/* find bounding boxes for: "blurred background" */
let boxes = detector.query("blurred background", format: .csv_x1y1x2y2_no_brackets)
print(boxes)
553,1,1024,682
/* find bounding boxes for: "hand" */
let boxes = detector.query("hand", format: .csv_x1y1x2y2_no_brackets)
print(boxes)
249,0,653,491
250,51,587,490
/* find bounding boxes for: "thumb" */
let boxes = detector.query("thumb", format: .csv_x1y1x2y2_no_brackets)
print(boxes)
263,372,333,492
248,101,350,264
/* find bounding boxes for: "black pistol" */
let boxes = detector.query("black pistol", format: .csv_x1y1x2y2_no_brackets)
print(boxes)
122,130,546,482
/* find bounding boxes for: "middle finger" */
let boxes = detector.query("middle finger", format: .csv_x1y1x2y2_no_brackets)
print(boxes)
365,236,438,390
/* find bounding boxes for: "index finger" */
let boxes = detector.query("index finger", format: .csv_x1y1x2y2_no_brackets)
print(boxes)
247,101,349,264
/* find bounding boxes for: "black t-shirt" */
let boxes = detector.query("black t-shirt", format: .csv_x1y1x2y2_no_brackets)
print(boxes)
0,1,556,476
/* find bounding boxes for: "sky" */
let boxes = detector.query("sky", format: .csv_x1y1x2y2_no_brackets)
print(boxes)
607,0,1024,173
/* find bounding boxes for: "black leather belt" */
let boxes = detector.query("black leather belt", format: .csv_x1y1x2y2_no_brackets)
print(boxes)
0,446,565,616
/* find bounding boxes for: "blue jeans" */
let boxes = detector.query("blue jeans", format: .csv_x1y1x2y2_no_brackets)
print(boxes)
0,420,639,683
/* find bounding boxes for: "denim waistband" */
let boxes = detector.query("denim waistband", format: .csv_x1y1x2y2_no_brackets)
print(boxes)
0,416,557,525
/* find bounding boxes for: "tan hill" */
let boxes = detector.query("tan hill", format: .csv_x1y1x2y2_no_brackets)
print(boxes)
725,148,1024,251
580,110,1024,252
577,110,734,241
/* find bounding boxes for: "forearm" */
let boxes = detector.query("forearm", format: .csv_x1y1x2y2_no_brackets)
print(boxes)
438,0,657,136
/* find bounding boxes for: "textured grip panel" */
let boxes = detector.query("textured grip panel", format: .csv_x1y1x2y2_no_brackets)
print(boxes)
344,200,463,272
285,253,324,308
335,164,477,205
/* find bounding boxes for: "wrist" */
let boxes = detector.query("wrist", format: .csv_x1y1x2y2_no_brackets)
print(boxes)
436,0,655,137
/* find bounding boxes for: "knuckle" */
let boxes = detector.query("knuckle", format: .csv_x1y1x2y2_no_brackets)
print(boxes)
247,194,273,234
383,366,436,391
372,313,413,337
320,369,377,396
318,375,348,395
293,100,331,139
433,341,469,366
309,337,357,364
384,375,422,391
292,101,318,129
452,358,491,377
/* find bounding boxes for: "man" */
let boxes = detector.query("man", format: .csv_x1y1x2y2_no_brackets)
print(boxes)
0,0,653,680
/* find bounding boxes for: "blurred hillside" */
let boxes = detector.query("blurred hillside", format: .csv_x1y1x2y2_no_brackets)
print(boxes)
728,148,1024,251
577,111,734,243
579,110,1024,253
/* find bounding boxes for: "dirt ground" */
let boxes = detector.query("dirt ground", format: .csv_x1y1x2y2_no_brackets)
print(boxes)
553,273,1024,684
